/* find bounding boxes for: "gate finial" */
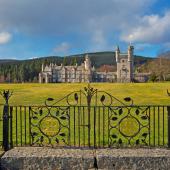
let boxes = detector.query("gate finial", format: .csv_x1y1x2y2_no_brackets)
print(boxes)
84,84,97,105
0,90,13,105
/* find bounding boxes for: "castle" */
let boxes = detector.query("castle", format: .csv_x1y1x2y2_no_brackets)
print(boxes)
39,46,149,83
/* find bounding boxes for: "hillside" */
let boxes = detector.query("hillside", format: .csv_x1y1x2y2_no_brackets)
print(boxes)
0,52,153,83
158,51,170,58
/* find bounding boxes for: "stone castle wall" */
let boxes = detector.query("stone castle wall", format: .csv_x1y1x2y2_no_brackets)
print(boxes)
39,46,150,83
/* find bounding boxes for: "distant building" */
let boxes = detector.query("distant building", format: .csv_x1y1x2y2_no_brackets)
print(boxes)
116,45,134,82
39,55,93,83
39,46,150,83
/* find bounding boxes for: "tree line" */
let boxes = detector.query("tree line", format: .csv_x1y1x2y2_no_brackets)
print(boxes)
139,55,170,82
0,56,79,83
0,52,165,83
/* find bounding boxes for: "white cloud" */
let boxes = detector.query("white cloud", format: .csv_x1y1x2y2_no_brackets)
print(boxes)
121,11,170,44
53,42,70,55
0,0,155,36
0,0,166,57
0,32,11,44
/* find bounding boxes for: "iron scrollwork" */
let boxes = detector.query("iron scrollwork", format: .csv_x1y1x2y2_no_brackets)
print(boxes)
30,104,70,147
44,84,133,107
109,106,150,147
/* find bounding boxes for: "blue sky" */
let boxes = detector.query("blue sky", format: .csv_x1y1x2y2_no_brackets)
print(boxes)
0,0,170,59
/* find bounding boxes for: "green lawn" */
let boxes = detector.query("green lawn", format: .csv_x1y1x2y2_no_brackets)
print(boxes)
0,82,170,105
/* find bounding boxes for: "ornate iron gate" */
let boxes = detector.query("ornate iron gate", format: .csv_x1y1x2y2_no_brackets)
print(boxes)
29,84,149,148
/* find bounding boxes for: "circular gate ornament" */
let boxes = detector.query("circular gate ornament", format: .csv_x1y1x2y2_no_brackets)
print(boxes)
40,116,60,137
119,116,140,137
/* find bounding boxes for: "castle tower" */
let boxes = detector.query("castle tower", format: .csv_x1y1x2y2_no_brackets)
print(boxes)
116,46,134,82
115,46,120,63
84,54,92,82
84,54,91,71
41,63,44,72
128,45,134,81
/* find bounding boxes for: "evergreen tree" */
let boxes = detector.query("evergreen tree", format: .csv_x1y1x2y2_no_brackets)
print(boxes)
63,57,67,66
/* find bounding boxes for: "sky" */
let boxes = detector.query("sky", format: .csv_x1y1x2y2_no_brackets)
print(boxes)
0,0,170,59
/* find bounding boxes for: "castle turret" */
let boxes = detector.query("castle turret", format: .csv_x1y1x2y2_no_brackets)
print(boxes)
128,45,134,62
128,45,134,81
84,54,91,71
41,64,44,72
115,46,120,62
84,54,92,82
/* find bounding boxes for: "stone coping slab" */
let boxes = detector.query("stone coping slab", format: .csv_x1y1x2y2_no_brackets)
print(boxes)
2,147,170,157
1,147,170,169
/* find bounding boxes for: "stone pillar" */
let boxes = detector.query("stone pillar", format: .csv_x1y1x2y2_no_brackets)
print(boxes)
39,73,42,83
45,74,48,83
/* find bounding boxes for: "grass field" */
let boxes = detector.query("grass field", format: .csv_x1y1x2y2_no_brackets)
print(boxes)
0,82,169,149
0,82,170,105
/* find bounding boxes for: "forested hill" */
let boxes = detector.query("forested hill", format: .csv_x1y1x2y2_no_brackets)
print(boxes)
0,51,153,83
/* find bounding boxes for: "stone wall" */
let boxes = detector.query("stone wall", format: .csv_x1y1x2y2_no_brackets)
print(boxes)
1,147,170,170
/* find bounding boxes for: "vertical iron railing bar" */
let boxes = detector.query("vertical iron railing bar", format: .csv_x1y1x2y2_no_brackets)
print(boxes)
95,90,98,106
153,106,156,146
73,106,76,146
3,104,9,151
87,104,91,147
78,106,80,147
15,106,18,146
163,106,165,146
29,107,31,146
24,106,26,145
79,91,82,146
98,106,101,147
9,106,13,149
107,107,109,148
103,106,105,147
20,106,22,146
88,106,90,147
68,107,71,146
94,106,96,148
158,106,160,146
148,106,151,146
145,106,148,145
87,105,91,147
167,106,170,148
83,106,85,147
80,90,82,106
